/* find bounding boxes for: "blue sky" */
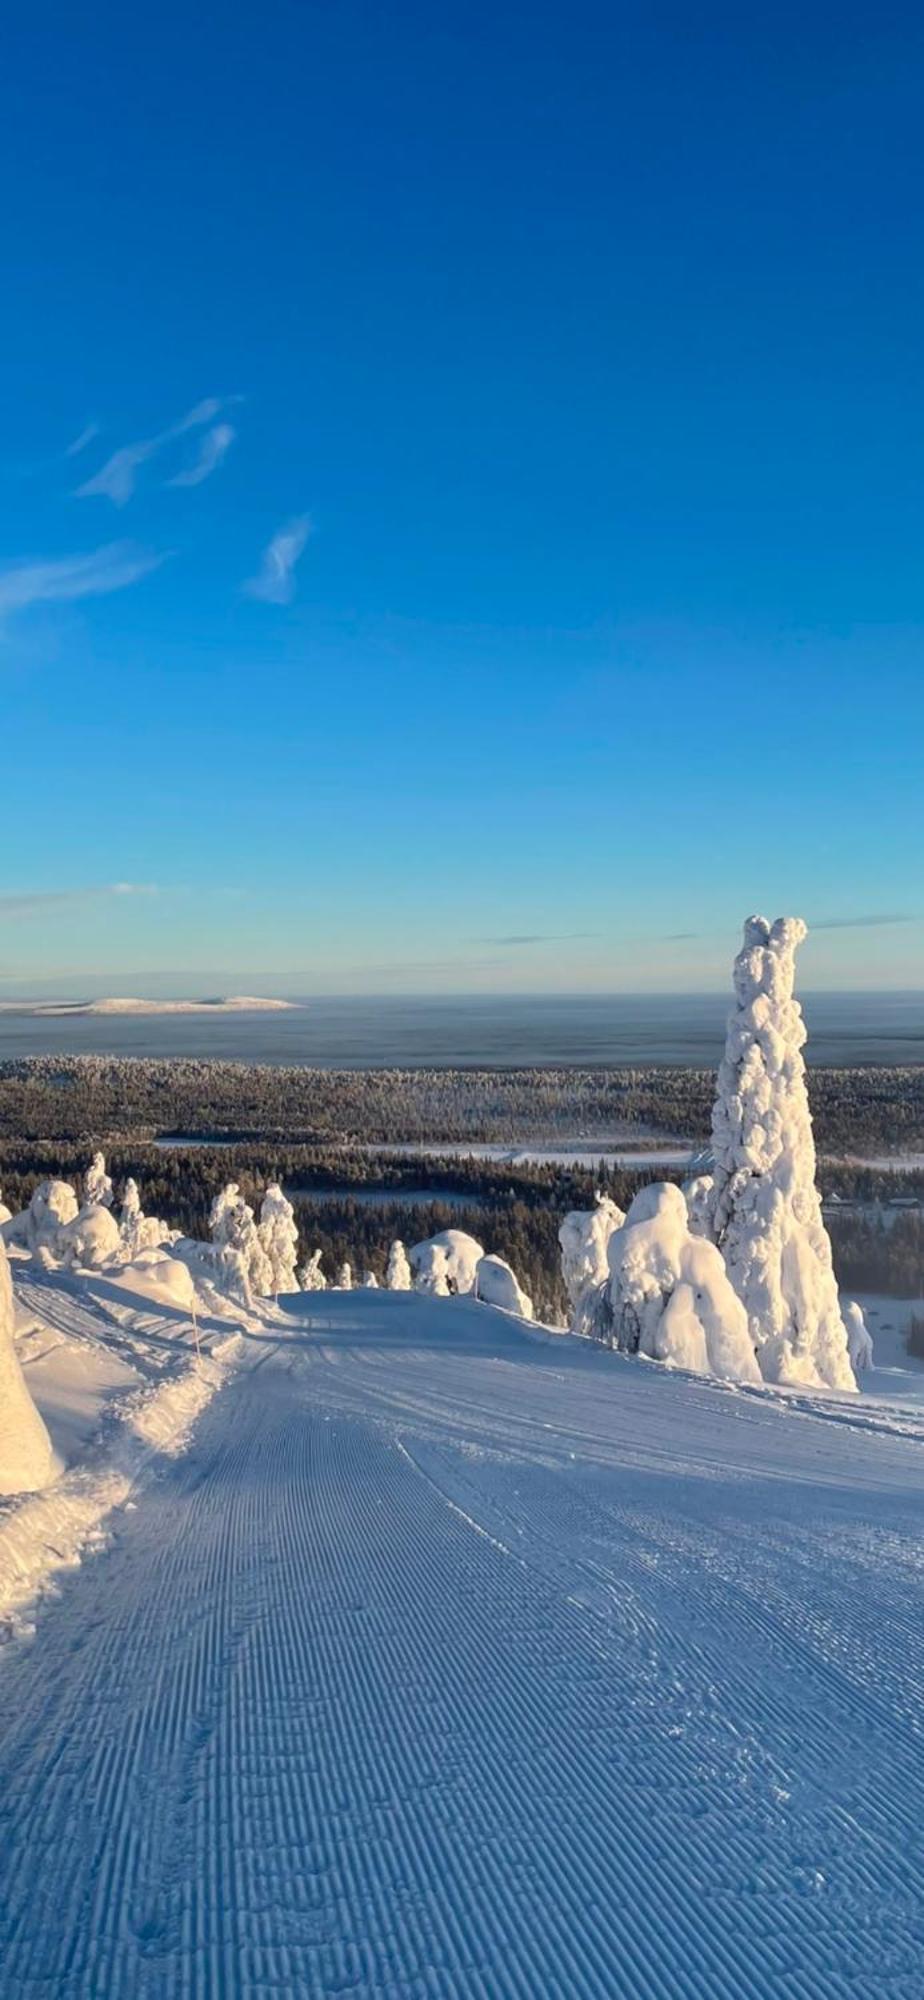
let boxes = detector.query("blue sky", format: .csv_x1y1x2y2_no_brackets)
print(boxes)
1,1,922,996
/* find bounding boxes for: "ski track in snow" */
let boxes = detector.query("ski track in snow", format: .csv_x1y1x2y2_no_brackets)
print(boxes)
1,1289,924,1996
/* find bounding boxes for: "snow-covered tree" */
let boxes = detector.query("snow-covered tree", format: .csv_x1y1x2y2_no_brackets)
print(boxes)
408,1230,484,1296
475,1253,533,1319
843,1299,874,1372
701,916,856,1391
0,1237,56,1494
299,1248,327,1291
120,1176,142,1240
209,1183,274,1299
59,1204,122,1269
336,1261,353,1291
605,1183,761,1383
258,1184,300,1295
559,1194,625,1312
6,1179,80,1257
84,1151,114,1209
362,1270,379,1288
386,1240,412,1290
118,1178,174,1259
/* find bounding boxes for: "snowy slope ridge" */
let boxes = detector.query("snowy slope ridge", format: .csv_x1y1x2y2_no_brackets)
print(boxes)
1,1283,924,1995
0,1257,245,1632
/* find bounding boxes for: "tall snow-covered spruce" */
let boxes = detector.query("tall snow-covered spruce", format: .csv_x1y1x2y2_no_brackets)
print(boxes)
704,915,858,1391
258,1184,300,1295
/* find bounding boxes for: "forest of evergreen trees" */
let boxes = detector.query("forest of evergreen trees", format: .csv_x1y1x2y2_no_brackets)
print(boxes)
1,1054,923,1152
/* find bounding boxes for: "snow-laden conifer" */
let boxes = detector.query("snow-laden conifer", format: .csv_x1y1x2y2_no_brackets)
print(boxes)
703,916,856,1390
258,1184,300,1295
386,1240,412,1291
84,1151,114,1209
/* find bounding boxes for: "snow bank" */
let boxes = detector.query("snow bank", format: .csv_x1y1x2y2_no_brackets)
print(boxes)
409,1230,484,1296
0,1336,235,1634
475,1254,534,1320
703,916,856,1391
605,1183,761,1384
0,1240,57,1496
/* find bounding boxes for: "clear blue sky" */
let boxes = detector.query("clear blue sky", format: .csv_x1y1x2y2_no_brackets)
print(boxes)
2,1,922,995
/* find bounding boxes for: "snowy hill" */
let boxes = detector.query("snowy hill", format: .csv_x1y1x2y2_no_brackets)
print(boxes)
2,1267,924,1994
33,993,297,1015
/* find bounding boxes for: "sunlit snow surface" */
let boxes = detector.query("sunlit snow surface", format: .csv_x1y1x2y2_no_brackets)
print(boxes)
1,1279,923,1996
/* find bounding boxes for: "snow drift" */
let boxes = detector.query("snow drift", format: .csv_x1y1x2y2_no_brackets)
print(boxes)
0,1239,57,1495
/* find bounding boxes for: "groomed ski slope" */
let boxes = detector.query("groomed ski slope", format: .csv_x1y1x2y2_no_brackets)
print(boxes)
2,1288,924,1997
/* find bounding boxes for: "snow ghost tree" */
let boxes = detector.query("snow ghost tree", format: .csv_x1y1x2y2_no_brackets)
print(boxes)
118,1178,174,1258
386,1240,412,1291
209,1184,274,1300
409,1230,484,1296
606,1183,761,1384
299,1248,327,1291
475,1254,533,1320
59,1204,122,1270
559,1195,625,1313
85,1151,114,1209
337,1262,353,1291
843,1299,874,1373
362,1271,379,1289
258,1184,300,1295
120,1177,142,1246
17,1180,79,1256
0,1237,56,1494
701,917,856,1391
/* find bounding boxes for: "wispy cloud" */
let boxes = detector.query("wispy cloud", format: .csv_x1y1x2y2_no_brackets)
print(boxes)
168,421,235,489
0,883,159,919
64,422,100,459
812,912,914,931
75,397,224,505
0,542,164,621
245,516,311,605
662,931,700,941
478,932,600,946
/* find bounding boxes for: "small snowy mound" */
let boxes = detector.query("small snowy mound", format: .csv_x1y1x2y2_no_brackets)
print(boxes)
59,1203,123,1270
108,1252,198,1313
475,1254,533,1320
0,1239,57,1495
606,1183,761,1384
559,1195,625,1310
409,1230,485,1297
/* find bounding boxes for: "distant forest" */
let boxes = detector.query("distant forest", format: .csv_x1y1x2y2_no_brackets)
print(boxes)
1,1055,923,1153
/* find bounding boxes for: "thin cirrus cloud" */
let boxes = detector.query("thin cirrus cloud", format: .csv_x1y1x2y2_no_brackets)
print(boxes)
245,515,311,604
64,422,100,459
167,422,236,489
75,397,225,505
0,884,159,920
0,542,164,622
478,932,601,946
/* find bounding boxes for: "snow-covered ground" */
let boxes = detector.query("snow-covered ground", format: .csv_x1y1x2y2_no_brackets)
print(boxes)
1,1267,924,1994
